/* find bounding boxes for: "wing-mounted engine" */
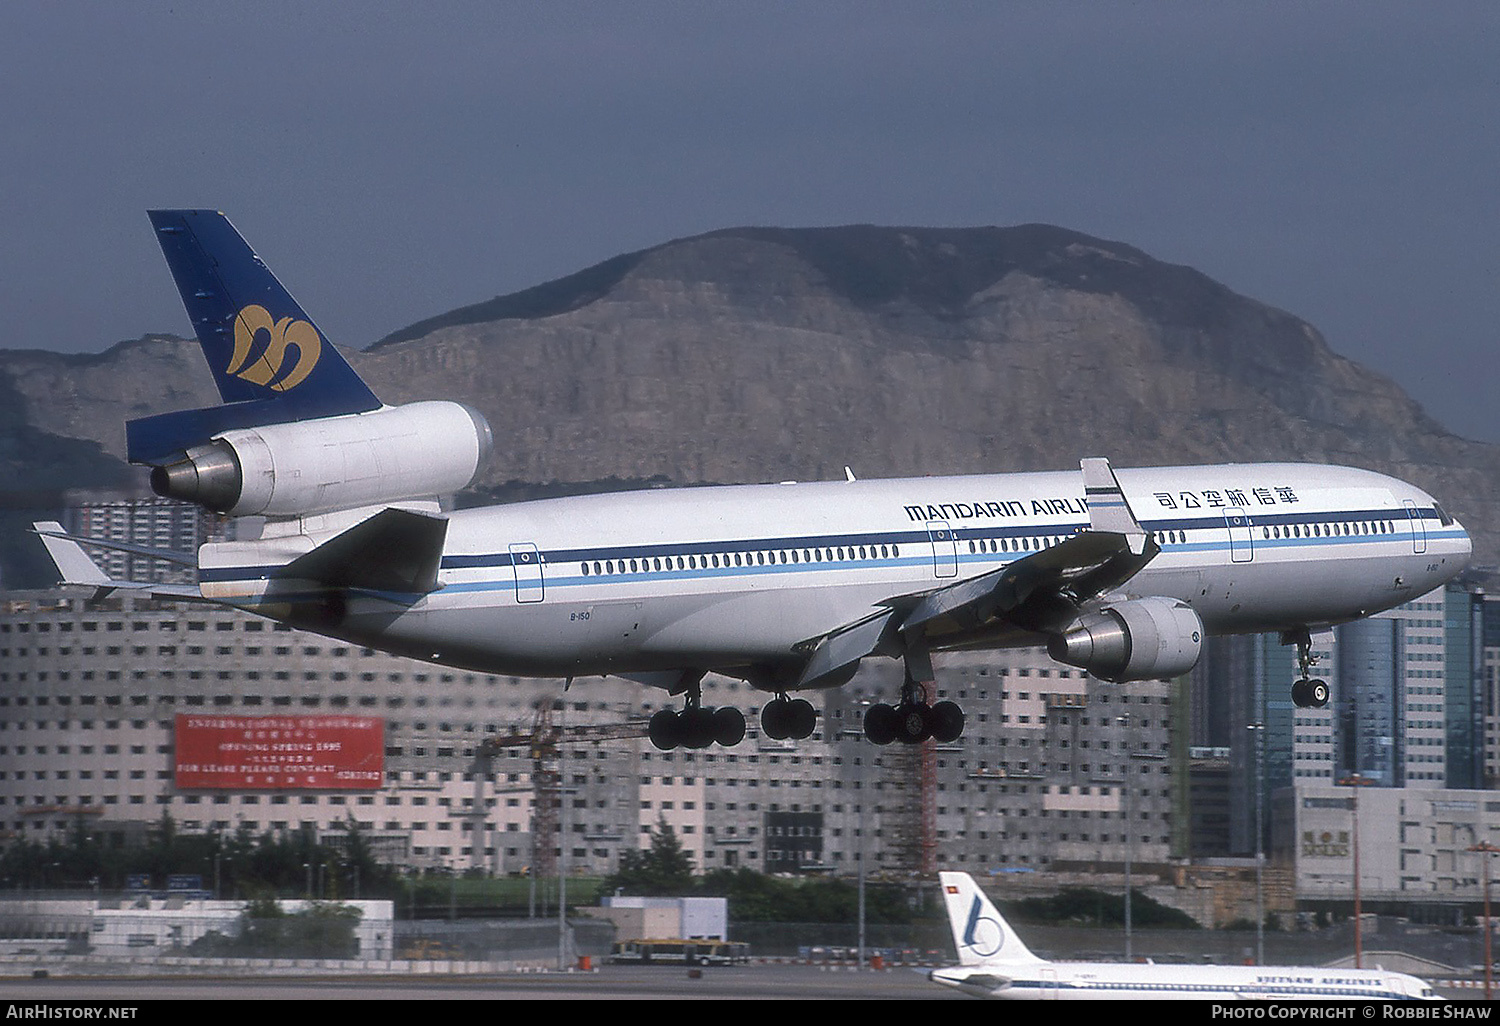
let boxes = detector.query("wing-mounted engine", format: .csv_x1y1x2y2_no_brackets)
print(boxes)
149,401,493,518
1047,596,1203,682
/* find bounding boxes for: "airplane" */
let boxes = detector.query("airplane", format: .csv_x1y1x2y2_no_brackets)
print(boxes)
33,210,1472,753
931,871,1440,1000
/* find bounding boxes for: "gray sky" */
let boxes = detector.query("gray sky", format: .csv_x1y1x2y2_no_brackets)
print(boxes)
3,2,1497,440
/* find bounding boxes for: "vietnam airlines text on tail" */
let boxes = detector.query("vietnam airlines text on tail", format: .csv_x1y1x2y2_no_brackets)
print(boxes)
33,210,1472,753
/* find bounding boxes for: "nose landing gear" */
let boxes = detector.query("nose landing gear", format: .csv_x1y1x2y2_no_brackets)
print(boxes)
1287,628,1330,709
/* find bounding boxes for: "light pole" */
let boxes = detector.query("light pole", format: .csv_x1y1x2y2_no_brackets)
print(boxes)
1338,773,1374,968
1468,842,1500,1000
1118,713,1132,960
1247,722,1265,965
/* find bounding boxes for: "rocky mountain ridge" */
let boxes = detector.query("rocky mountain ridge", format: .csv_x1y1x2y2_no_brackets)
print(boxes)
1,223,1495,586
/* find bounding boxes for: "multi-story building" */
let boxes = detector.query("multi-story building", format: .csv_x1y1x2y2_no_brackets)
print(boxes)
0,588,1180,883
62,496,226,585
1274,781,1500,907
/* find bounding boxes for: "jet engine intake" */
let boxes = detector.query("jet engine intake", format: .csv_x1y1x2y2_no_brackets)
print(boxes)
150,400,492,517
1047,596,1203,682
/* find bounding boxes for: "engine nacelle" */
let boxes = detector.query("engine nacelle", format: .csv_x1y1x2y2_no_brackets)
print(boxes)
150,401,492,517
1047,596,1204,683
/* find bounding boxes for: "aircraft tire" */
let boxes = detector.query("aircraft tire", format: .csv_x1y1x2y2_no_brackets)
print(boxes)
682,707,717,749
864,703,897,745
649,709,680,751
930,701,964,743
894,701,931,744
787,698,817,739
712,706,746,747
1291,679,1309,708
1308,679,1330,708
760,699,789,740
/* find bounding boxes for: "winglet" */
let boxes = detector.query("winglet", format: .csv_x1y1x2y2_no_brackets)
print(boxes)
32,521,111,588
1080,457,1147,555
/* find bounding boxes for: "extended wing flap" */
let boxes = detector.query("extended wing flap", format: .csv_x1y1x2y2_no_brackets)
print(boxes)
901,530,1142,637
278,507,448,595
795,608,901,688
899,459,1160,640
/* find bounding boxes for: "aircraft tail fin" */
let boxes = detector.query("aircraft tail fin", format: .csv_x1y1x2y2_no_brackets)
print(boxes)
938,872,1046,968
128,210,381,465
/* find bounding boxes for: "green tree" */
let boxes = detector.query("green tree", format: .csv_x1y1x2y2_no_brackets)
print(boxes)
603,816,694,895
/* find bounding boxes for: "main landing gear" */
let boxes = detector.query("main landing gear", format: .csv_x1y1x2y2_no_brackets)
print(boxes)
863,673,964,746
760,694,818,741
1289,629,1330,709
649,686,746,751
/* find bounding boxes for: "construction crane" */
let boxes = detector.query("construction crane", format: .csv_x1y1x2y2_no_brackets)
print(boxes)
471,702,650,880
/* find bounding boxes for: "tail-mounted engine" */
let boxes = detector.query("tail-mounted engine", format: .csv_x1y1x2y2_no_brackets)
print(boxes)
150,400,492,517
1047,596,1203,682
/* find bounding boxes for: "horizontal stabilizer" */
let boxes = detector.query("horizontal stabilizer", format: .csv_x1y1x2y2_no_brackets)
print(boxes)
31,522,206,602
32,522,110,587
278,508,448,595
31,523,197,567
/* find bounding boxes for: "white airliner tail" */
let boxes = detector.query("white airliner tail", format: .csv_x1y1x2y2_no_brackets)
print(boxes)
940,871,1046,968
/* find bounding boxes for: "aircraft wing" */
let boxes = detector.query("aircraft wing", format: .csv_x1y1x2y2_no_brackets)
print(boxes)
795,458,1159,687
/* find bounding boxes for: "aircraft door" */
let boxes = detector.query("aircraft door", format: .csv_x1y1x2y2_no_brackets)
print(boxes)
509,542,545,603
926,521,959,578
1040,967,1059,1000
1224,508,1253,563
1404,499,1427,554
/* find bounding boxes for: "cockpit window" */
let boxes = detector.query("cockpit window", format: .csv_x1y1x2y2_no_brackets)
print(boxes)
1434,503,1453,527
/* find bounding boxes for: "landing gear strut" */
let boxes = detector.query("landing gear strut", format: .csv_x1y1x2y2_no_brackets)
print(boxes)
864,663,964,746
1288,629,1330,709
649,684,746,751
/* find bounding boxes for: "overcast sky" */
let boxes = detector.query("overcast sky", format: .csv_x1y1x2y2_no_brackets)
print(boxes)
3,2,1497,440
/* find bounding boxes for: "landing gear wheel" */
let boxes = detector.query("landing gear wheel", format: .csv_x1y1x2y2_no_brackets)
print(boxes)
864,703,898,745
712,706,746,747
894,701,931,744
681,706,717,749
760,699,789,740
649,709,680,751
929,701,964,743
1291,679,1310,708
786,698,817,739
1307,679,1329,708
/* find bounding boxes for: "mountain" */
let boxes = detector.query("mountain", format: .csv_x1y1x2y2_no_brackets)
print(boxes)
1,223,1496,587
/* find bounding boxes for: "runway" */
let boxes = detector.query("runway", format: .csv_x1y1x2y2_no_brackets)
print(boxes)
1,964,961,1002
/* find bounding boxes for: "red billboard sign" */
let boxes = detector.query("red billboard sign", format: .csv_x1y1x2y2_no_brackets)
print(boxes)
175,714,384,790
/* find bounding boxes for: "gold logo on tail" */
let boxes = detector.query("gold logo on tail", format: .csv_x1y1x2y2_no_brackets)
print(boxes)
229,304,322,391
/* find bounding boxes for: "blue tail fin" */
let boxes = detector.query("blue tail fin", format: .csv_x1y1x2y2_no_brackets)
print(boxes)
127,210,381,464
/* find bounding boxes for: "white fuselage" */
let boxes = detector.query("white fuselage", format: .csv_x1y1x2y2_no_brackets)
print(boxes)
200,461,1471,683
928,962,1439,1001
